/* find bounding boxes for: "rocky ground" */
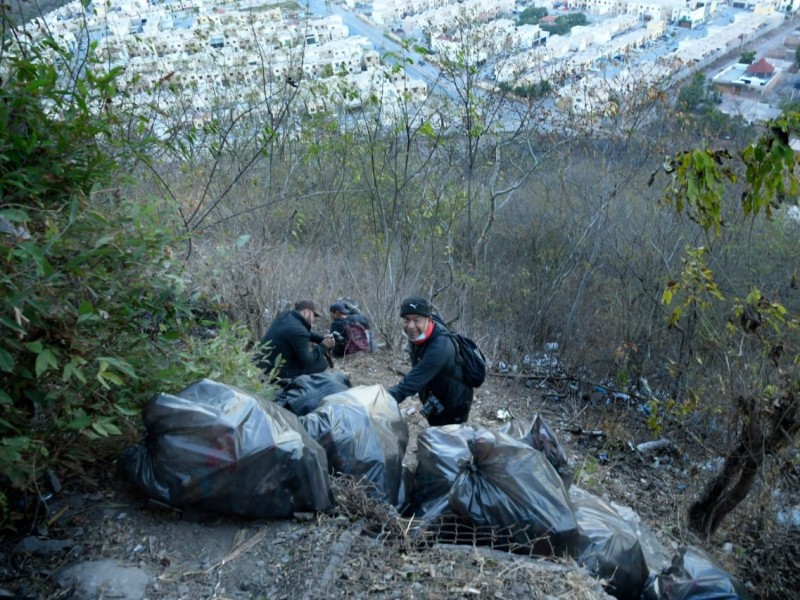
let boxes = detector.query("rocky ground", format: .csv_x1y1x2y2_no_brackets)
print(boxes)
1,349,798,599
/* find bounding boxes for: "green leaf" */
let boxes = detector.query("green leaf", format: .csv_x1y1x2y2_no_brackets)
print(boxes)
16,242,53,276
93,235,114,249
77,300,94,315
419,121,435,137
96,356,137,378
0,208,30,222
0,316,26,334
113,404,140,417
65,413,92,431
35,348,58,378
63,360,88,384
0,347,14,373
24,340,44,354
91,421,122,436
0,388,12,406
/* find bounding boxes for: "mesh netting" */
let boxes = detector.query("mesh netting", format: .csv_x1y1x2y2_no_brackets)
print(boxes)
306,476,612,599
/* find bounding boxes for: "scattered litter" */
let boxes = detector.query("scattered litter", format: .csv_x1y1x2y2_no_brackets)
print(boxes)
496,409,512,421
636,439,672,455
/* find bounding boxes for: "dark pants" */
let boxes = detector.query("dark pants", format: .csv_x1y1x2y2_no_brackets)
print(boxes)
425,399,471,427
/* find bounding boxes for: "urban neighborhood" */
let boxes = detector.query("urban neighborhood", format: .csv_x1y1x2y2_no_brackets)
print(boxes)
29,0,800,125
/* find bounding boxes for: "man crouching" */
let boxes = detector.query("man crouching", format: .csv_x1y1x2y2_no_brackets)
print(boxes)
388,296,473,426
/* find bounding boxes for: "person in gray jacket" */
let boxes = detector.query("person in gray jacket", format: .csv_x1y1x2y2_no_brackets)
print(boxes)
256,299,335,381
388,296,473,425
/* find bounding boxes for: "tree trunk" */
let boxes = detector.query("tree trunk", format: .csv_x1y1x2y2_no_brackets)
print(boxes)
687,439,761,539
688,392,799,539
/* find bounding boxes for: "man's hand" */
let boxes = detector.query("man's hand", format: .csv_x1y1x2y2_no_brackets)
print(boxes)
321,334,335,349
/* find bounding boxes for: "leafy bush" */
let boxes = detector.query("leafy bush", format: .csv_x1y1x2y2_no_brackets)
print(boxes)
0,18,267,528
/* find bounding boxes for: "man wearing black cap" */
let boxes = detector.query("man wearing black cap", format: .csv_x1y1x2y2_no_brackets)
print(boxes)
256,299,335,381
329,301,374,357
388,296,473,425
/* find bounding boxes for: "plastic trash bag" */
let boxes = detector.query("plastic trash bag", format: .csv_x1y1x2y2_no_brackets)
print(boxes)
414,425,584,557
499,414,574,488
275,371,351,416
300,385,408,506
118,379,333,519
395,462,416,517
572,493,649,600
641,545,753,600
413,425,476,522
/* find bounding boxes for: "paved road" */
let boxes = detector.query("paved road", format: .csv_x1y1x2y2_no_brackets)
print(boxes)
303,0,439,84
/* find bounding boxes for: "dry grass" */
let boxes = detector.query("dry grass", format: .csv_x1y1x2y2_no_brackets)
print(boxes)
323,476,613,599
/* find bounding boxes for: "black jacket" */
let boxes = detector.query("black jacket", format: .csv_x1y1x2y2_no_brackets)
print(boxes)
329,316,349,358
388,320,473,424
256,310,328,380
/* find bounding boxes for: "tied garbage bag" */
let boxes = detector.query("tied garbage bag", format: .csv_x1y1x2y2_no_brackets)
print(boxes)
499,414,574,488
118,379,333,518
300,385,408,506
413,425,477,522
414,425,584,557
275,371,352,416
572,494,649,600
642,545,753,600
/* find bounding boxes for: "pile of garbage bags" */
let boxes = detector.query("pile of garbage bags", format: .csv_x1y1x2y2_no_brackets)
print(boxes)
117,379,334,518
118,377,750,600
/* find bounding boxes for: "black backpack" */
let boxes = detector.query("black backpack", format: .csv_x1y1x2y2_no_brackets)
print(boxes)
432,314,487,388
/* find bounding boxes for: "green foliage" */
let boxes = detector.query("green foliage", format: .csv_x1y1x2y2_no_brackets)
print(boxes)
498,80,552,99
517,7,547,25
540,13,588,36
655,112,800,535
0,24,267,528
677,73,720,112
795,44,800,68
661,248,724,325
740,50,756,65
658,149,737,235
644,390,703,438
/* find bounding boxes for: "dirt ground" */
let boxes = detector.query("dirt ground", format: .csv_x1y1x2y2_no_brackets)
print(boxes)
1,349,798,599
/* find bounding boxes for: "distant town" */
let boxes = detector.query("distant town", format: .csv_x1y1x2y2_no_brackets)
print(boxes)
24,0,800,128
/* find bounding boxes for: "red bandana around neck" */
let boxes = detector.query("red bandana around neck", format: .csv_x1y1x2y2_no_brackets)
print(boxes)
411,318,435,345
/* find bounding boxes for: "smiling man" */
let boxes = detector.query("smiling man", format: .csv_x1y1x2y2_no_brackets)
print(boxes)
387,296,473,425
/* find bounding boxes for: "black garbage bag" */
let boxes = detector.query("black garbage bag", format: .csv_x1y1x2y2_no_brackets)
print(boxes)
641,545,753,600
118,379,333,519
395,461,416,517
572,493,649,600
499,414,574,488
300,385,408,506
414,425,584,557
275,371,352,416
413,424,476,522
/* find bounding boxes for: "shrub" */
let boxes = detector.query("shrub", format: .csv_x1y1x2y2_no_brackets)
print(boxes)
0,17,267,528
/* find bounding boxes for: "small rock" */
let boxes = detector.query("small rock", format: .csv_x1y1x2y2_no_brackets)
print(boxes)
57,559,150,600
17,536,74,557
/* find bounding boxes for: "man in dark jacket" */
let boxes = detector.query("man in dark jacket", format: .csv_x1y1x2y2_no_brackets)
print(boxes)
329,302,352,358
257,299,335,381
329,301,374,357
387,296,473,426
